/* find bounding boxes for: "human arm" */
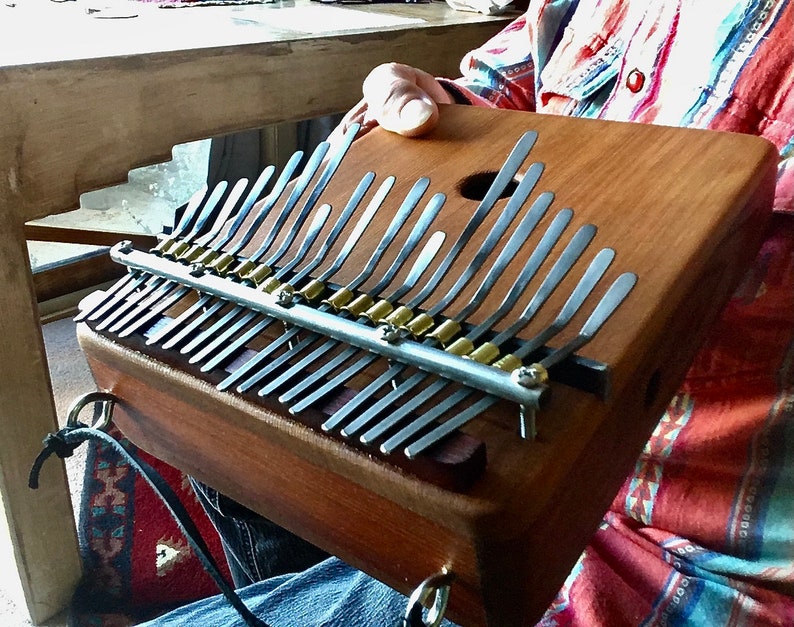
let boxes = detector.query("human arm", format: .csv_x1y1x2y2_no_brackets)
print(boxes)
328,13,537,144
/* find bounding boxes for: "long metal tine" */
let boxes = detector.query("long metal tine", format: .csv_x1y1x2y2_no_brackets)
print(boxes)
293,188,553,415
167,125,360,355
147,142,331,347
80,181,225,324
260,190,447,397
170,202,334,354
286,158,545,413
400,270,636,458
376,246,614,452
224,128,535,394
178,173,397,360
359,223,598,443
143,150,311,346
74,183,211,322
319,190,559,434
214,174,395,391
348,211,590,441
111,172,276,339
188,172,378,366
93,180,232,331
142,127,349,352
233,176,431,393
103,177,251,334
263,231,447,399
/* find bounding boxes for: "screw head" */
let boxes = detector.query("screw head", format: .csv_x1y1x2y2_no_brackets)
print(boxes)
511,363,549,388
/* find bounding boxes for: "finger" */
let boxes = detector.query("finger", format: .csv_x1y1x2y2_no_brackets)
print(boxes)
326,99,377,152
362,63,453,137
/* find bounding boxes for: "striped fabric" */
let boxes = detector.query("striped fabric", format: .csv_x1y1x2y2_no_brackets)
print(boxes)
444,1,794,624
450,0,794,213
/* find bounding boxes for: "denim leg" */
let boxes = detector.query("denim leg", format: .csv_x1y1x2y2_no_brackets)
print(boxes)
190,478,329,588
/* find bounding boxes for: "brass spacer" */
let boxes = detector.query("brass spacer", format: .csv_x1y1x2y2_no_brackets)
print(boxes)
208,252,236,276
492,353,523,373
244,264,273,286
428,319,462,347
446,337,475,356
194,249,220,268
163,241,189,260
342,294,374,317
260,277,282,294
298,279,326,302
364,300,394,324
467,342,500,364
403,312,434,337
176,243,206,263
385,306,414,328
232,259,257,281
152,237,177,255
322,287,354,310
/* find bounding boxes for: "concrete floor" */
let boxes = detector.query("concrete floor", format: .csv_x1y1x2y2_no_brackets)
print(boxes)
0,140,210,626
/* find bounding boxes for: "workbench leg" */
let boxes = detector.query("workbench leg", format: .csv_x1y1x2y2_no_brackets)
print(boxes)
0,210,82,624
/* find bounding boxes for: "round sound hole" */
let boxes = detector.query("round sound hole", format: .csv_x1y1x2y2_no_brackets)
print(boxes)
457,171,519,202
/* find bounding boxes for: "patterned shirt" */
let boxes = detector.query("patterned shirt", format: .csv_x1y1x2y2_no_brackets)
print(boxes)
444,1,794,624
449,0,793,214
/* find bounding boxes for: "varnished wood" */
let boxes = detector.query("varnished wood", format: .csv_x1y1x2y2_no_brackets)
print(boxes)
79,106,778,625
0,3,512,621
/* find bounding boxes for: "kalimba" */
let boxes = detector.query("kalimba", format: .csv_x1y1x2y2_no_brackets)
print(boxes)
75,105,777,625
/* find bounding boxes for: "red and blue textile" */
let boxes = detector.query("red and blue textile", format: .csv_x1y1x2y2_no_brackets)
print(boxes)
442,1,794,623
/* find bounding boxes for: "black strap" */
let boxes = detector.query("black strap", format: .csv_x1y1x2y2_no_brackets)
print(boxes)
30,424,269,627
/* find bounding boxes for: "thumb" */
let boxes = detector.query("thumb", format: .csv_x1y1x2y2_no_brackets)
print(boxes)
362,63,453,137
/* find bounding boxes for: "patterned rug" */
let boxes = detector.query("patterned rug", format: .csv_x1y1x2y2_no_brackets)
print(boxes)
71,427,231,626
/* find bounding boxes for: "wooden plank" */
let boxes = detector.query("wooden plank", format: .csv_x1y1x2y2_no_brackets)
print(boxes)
0,209,83,623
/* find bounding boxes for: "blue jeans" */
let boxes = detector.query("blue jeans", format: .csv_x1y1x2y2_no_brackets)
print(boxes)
190,479,329,587
147,480,459,626
139,555,456,627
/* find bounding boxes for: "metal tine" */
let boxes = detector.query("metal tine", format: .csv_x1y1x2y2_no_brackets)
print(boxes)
189,171,378,366
116,163,285,339
74,183,211,322
352,210,591,443
179,172,399,360
95,179,239,332
116,141,329,339
103,177,251,334
375,245,612,452
145,147,325,346
261,190,448,398
287,185,551,410
172,123,360,355
267,227,448,400
169,200,334,353
223,127,536,393
316,160,546,431
200,172,380,374
212,173,393,390
142,156,303,344
234,176,432,393
85,180,228,325
400,270,637,459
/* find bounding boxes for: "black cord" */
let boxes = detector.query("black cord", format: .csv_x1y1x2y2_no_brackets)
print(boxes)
30,425,269,627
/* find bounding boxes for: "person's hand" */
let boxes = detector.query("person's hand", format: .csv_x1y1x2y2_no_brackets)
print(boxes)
328,62,456,148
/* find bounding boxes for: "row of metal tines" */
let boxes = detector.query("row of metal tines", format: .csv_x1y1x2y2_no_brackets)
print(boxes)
77,124,636,458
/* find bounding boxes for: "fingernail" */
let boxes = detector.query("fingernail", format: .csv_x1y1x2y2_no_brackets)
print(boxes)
399,98,433,128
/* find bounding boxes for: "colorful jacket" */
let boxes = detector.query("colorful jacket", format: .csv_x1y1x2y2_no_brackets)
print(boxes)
445,1,794,624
